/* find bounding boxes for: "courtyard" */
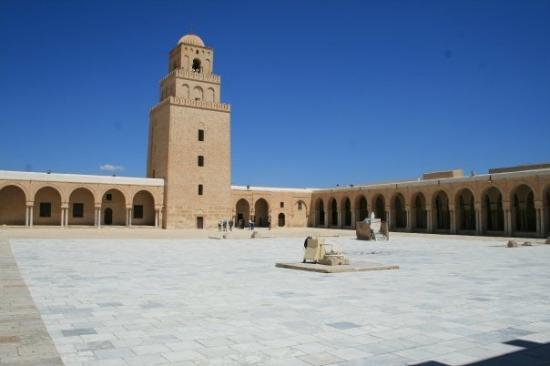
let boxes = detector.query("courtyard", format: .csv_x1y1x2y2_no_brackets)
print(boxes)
2,231,550,365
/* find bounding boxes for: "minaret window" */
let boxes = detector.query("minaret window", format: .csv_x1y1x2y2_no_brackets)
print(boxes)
192,58,202,73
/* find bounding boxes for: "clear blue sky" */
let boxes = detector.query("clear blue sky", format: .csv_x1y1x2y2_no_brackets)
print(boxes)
1,0,549,188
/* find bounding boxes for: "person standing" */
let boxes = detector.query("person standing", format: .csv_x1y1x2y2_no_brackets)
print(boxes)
229,219,233,231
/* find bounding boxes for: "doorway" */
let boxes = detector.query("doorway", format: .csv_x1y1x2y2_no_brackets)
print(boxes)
104,208,113,225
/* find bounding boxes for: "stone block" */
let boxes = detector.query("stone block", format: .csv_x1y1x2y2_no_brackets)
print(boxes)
507,240,518,248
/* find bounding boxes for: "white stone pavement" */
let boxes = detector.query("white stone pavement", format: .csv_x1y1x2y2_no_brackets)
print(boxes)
9,236,550,365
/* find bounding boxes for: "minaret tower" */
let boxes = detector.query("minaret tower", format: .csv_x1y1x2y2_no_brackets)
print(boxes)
147,34,231,228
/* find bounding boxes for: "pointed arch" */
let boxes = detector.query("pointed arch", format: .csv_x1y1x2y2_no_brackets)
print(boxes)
455,188,476,232
391,193,407,230
341,197,352,227
328,197,338,227
315,198,325,227
432,190,450,231
355,194,368,222
254,198,269,227
511,184,536,233
411,192,427,231
236,198,250,229
373,194,386,220
482,186,504,233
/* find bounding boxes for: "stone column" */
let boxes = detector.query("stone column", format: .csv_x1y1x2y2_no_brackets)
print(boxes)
541,207,547,238
25,205,30,227
126,207,132,227
426,207,433,233
60,207,65,228
405,207,412,232
449,206,456,234
474,203,480,235
503,202,512,236
29,205,33,227
385,207,391,230
96,206,102,229
155,209,159,228
350,211,356,229
324,212,328,228
535,202,542,237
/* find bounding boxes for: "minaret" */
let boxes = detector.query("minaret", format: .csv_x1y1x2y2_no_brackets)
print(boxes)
147,34,231,228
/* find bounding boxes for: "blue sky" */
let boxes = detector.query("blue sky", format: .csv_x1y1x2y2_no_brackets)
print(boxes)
1,0,549,188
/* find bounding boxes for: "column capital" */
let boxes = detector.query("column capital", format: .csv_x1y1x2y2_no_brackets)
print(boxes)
26,201,34,207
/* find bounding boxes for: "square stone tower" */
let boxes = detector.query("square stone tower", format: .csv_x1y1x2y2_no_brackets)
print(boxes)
147,34,232,228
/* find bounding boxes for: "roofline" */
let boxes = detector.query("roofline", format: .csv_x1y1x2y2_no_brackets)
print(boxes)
313,168,550,193
0,170,164,187
231,185,315,193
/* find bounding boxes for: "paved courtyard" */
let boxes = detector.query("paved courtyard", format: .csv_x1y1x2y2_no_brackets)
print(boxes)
7,235,550,365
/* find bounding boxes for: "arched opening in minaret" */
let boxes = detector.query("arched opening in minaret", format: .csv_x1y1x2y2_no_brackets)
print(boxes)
192,58,202,73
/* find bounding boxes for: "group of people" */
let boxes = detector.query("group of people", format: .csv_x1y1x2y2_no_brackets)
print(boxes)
217,219,234,232
237,218,256,230
218,217,270,231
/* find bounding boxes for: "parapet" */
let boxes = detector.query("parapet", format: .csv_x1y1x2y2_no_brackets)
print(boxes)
422,169,464,180
489,163,550,174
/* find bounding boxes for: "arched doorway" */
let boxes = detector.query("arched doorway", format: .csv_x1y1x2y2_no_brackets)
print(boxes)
392,194,407,230
132,191,155,226
455,189,476,233
328,198,338,227
433,191,450,231
278,213,285,227
511,184,536,234
356,195,368,222
236,199,250,229
68,188,95,226
34,186,62,225
342,197,352,227
102,189,126,225
0,185,26,225
294,200,307,227
374,195,385,220
482,187,504,233
315,198,325,227
412,193,427,231
254,198,269,227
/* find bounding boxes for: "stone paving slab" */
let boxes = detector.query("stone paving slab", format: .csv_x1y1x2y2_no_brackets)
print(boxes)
7,236,550,365
276,261,399,273
0,239,62,365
